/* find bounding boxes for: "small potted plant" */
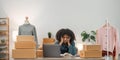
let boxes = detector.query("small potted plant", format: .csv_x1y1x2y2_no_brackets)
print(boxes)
81,30,96,44
48,32,52,38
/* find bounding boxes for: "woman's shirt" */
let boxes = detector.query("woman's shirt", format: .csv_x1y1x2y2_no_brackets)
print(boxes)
55,41,77,55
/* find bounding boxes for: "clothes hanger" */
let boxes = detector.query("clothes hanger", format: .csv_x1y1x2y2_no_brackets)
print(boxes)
24,16,30,24
103,23,110,28
103,18,110,28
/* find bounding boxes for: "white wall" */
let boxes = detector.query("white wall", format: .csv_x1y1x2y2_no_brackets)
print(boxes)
0,0,120,58
0,0,120,42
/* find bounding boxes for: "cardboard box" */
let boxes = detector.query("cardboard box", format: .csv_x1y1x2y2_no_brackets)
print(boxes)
80,50,102,58
83,45,101,51
15,41,36,49
17,35,34,41
36,50,43,57
43,38,55,44
12,49,36,58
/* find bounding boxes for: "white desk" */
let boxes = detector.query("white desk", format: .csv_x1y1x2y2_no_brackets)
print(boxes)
14,57,105,60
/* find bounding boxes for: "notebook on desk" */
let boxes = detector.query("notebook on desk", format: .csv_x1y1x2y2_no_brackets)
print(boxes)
43,44,61,57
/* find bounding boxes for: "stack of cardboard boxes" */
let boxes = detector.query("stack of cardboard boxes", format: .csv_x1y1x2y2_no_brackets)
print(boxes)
12,36,36,58
36,38,55,57
43,38,55,44
80,45,102,58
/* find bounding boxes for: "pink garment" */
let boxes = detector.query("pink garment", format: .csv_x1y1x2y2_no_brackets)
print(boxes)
96,24,120,57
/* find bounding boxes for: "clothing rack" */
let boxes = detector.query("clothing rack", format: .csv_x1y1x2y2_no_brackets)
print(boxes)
106,18,109,60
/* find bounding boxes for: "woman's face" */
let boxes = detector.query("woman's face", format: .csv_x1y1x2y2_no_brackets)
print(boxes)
62,34,71,43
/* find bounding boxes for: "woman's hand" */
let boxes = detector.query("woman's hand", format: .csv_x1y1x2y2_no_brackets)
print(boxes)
67,40,71,46
59,38,64,45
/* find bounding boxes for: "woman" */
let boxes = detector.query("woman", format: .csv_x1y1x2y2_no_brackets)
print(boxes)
55,28,77,55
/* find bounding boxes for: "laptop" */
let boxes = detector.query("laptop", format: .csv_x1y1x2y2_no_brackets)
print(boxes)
43,44,61,57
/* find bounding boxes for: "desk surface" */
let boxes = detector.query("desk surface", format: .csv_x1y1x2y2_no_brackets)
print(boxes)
14,57,105,60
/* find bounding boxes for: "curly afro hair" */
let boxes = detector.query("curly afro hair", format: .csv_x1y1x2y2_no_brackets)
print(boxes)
56,28,76,43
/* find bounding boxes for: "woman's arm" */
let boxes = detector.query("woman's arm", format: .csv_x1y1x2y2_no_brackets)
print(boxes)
68,41,77,55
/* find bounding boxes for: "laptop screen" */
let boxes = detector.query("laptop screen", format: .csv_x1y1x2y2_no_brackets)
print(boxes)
43,44,61,57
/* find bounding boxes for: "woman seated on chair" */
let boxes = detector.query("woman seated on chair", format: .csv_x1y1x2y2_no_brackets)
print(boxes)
55,28,77,55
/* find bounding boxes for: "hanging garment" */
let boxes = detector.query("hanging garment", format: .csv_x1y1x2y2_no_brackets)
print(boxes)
18,24,38,48
96,24,120,58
